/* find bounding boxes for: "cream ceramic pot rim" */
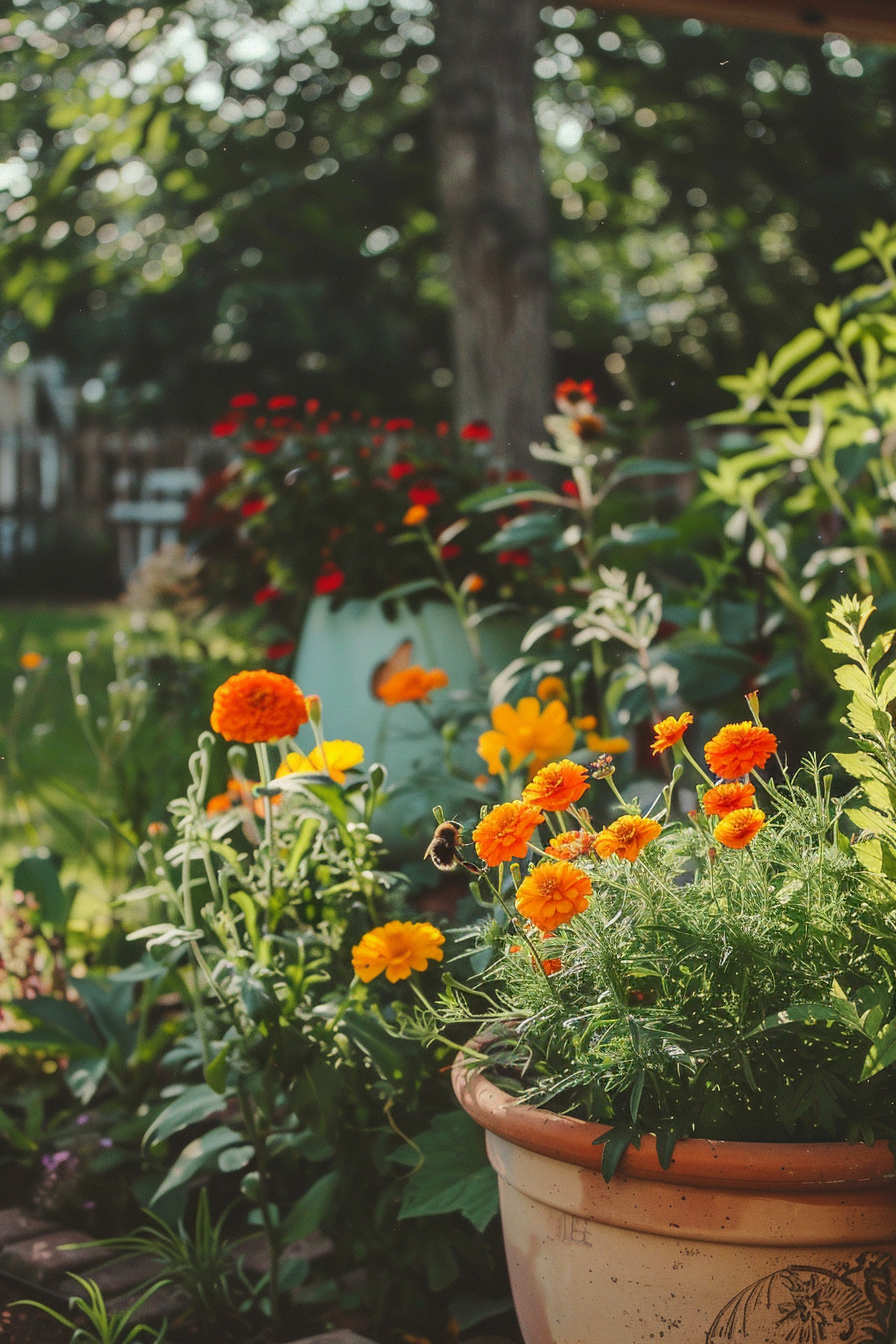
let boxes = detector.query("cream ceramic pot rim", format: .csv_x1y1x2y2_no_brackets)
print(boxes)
452,1043,896,1193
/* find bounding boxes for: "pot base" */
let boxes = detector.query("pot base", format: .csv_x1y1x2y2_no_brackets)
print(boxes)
492,1135,896,1344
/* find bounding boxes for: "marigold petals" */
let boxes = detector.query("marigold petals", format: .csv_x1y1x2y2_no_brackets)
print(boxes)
595,815,662,862
210,670,308,743
704,722,778,779
472,801,544,866
702,781,756,818
545,830,595,860
515,860,591,933
713,807,766,849
523,760,589,812
351,920,445,983
651,712,693,755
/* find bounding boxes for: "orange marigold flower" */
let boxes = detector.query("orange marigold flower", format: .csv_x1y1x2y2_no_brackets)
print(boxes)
210,670,308,743
573,715,597,731
702,781,756,818
376,665,449,706
473,801,544,866
206,792,233,815
595,815,662,862
541,957,563,975
546,829,595,860
650,712,694,755
515,860,592,933
403,504,429,526
19,652,44,670
536,675,567,703
351,920,445,983
704,722,778,779
523,760,589,812
713,807,766,849
461,572,485,594
478,697,576,777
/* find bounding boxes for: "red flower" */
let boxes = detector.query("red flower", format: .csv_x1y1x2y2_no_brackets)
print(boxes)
409,482,441,507
305,398,320,414
385,417,414,432
555,378,596,405
271,417,292,429
369,416,382,428
498,549,531,567
436,420,450,437
440,543,461,560
246,438,278,455
254,417,267,427
230,393,258,408
372,434,384,448
350,409,362,421
212,418,239,438
389,461,415,481
268,395,297,409
254,583,281,605
506,469,529,482
329,410,342,423
241,498,267,518
460,419,492,442
314,562,345,595
266,639,296,661
316,421,330,435
561,479,580,498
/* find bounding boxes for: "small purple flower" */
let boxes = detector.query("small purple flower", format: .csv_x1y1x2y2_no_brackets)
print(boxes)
76,1114,90,1126
99,1138,113,1149
41,1150,70,1173
83,1201,96,1210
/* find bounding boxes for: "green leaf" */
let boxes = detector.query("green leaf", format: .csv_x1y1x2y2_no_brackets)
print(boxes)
767,326,825,383
610,458,692,479
142,1084,227,1150
397,1111,499,1231
67,1057,108,1105
459,482,566,512
592,1124,640,1184
833,246,872,273
150,1126,242,1204
218,1144,254,1172
280,1170,338,1242
860,1019,896,1080
341,1009,420,1084
14,856,70,930
204,1045,231,1095
783,352,842,399
9,996,103,1052
377,579,444,603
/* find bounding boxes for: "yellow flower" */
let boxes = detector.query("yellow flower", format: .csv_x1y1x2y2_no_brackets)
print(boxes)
536,675,567,703
277,740,364,785
351,920,445,983
478,697,576,777
403,504,429,526
585,732,630,755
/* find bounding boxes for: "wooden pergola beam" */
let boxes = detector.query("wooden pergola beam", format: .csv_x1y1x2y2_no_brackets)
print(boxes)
584,1,896,45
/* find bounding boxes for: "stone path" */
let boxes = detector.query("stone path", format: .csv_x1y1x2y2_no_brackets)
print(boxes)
0,1205,336,1332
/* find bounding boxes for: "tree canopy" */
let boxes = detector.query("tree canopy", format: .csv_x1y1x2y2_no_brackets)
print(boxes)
1,0,895,424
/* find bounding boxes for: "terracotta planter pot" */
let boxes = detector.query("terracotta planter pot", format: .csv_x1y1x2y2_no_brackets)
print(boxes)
453,1053,896,1344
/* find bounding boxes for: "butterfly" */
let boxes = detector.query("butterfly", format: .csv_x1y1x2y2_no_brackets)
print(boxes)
370,638,413,700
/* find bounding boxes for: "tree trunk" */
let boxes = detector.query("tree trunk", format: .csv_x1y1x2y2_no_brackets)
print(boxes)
433,0,552,473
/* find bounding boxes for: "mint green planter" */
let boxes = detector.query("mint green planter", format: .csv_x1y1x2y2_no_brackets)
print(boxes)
293,597,523,857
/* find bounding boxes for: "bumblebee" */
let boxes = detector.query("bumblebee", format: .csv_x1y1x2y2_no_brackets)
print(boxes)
424,820,464,870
